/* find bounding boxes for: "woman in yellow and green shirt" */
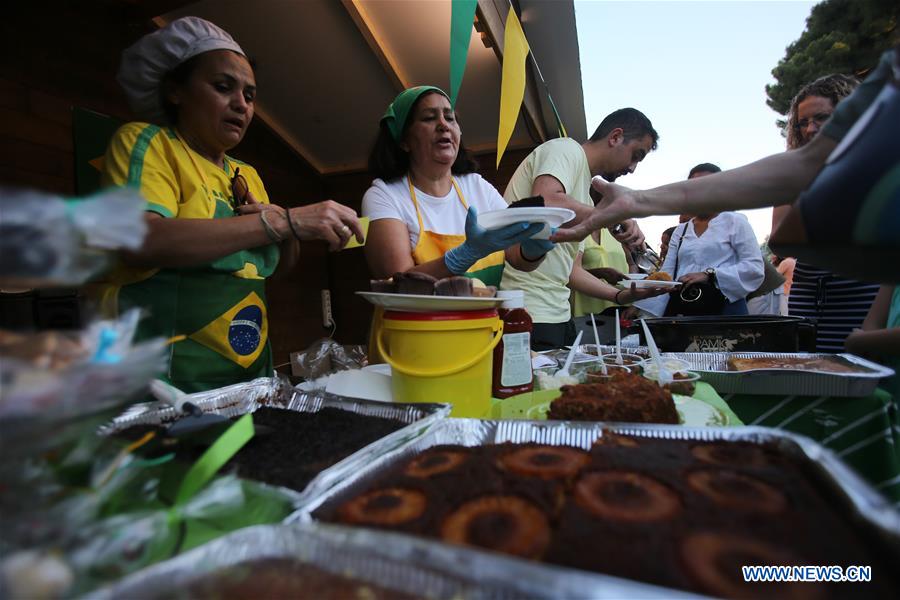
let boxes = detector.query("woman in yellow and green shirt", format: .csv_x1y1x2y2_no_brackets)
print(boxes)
97,17,363,392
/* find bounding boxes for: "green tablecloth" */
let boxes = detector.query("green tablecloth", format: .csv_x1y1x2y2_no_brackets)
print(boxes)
723,388,900,504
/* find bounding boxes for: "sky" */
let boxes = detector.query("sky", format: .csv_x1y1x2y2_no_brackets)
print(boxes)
574,0,817,252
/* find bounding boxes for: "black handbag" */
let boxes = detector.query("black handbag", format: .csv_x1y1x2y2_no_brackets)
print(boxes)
664,223,728,316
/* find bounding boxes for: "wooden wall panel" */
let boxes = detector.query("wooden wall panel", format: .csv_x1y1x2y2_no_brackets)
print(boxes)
0,4,332,366
323,171,376,345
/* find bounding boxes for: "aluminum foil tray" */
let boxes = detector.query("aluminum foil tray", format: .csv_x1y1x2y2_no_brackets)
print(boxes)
88,522,689,600
539,344,650,366
665,352,895,397
289,419,900,594
98,377,285,433
99,377,450,505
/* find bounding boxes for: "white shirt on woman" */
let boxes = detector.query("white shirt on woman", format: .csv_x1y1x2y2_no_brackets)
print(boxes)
635,212,765,316
362,173,507,249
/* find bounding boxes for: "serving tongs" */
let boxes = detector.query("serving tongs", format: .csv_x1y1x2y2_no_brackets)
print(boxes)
149,380,275,439
149,380,231,436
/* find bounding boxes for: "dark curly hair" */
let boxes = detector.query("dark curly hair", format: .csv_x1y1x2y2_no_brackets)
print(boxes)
368,91,478,182
786,74,859,150
588,107,659,151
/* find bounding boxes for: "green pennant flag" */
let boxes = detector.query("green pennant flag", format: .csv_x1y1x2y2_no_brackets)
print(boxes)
449,0,478,107
547,92,568,138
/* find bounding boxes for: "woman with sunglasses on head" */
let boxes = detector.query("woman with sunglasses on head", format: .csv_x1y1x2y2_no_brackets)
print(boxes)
95,17,363,392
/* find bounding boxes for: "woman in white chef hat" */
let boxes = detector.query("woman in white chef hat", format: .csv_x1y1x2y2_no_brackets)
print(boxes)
97,16,363,392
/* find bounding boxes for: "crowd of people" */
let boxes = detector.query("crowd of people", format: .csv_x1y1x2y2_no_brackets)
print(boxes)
95,16,897,393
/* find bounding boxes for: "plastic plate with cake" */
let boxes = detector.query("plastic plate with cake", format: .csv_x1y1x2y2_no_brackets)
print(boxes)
476,207,576,240
616,279,682,290
526,396,726,426
357,291,503,312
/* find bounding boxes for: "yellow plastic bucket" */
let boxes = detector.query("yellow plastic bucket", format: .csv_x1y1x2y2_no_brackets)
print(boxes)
377,309,503,417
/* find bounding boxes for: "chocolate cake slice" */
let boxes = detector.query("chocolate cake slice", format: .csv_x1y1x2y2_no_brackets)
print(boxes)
547,372,678,424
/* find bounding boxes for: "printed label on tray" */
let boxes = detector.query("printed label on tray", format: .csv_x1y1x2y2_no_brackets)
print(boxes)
685,335,743,353
501,332,532,386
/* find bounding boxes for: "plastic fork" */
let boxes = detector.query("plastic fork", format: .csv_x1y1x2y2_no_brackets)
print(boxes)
614,308,623,365
557,330,584,378
640,319,673,385
590,313,607,375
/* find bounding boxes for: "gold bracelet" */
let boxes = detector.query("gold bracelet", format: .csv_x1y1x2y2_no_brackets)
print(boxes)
259,210,283,243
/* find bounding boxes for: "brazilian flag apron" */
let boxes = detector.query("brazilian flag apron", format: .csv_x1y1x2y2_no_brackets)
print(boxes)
368,176,505,363
118,225,280,394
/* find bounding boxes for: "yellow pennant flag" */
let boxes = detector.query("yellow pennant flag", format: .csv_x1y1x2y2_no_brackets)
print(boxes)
496,9,530,168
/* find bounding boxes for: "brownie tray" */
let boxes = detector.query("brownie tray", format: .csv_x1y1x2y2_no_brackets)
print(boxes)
665,352,895,396
99,377,450,505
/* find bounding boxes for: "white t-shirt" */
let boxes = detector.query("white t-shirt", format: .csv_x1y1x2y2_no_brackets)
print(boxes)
635,212,765,316
500,138,589,324
362,173,507,249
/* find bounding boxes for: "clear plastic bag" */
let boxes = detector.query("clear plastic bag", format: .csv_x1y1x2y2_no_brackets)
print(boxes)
0,310,165,431
0,420,296,597
290,338,367,380
0,186,147,288
63,475,293,595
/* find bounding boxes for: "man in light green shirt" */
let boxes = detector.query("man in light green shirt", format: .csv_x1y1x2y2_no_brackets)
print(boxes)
501,108,666,350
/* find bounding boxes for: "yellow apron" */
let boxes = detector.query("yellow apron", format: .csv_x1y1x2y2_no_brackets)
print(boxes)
368,176,505,362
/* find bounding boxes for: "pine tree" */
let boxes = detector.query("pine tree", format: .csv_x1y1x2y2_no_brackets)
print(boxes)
766,0,898,127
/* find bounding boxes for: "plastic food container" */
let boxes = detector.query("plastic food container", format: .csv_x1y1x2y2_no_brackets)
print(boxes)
585,364,632,383
643,370,701,396
640,357,692,375
600,353,644,368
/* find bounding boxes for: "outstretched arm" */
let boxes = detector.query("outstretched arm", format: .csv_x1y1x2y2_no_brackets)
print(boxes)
845,286,900,357
552,134,836,242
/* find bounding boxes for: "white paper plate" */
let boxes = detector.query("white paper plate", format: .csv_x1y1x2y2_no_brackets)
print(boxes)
325,370,393,402
477,207,576,240
616,279,682,290
362,363,392,376
624,273,649,280
357,291,503,312
673,395,727,426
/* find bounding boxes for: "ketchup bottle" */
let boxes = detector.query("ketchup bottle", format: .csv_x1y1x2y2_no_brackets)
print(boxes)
492,290,534,398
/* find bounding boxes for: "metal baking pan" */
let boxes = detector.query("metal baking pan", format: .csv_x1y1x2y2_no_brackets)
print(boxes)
539,344,650,367
99,377,450,504
665,352,895,397
293,419,900,534
289,419,900,596
86,522,686,600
